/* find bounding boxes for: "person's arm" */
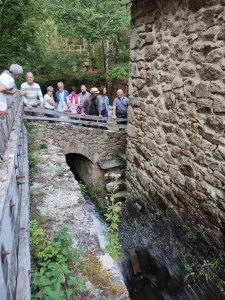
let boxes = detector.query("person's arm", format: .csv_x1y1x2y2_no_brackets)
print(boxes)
97,97,102,118
112,106,117,119
106,96,110,111
37,85,44,108
81,98,87,115
46,97,55,106
67,95,72,107
112,99,117,119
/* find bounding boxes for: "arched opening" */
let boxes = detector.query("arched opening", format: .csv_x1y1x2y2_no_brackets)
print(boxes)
65,153,105,191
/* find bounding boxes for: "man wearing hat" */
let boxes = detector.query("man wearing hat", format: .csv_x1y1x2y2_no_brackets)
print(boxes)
0,64,24,116
81,87,102,117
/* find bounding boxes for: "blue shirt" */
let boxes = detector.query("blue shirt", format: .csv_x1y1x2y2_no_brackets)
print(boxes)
98,95,110,112
55,90,69,105
113,97,129,114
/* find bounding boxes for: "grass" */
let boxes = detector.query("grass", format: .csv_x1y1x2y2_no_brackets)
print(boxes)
29,152,39,170
83,255,125,297
56,167,65,176
39,142,48,149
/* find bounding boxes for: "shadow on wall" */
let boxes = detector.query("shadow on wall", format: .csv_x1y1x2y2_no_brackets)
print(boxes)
65,153,105,189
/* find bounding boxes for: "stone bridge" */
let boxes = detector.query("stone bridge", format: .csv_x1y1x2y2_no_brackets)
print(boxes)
42,122,127,203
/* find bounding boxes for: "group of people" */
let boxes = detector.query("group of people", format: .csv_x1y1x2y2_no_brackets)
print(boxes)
0,64,129,121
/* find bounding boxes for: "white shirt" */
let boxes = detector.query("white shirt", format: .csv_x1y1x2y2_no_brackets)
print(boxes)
0,73,15,111
20,81,44,106
44,94,54,109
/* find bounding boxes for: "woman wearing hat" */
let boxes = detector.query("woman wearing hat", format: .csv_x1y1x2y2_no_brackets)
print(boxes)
81,87,102,117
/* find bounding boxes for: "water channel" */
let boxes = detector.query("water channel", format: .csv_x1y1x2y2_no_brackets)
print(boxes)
67,157,223,300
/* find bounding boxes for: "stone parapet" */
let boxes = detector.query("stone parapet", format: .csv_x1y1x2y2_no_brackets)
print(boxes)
0,96,30,300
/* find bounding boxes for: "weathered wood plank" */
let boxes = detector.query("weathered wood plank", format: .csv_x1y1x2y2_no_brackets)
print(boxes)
23,115,127,129
128,248,142,275
23,107,128,121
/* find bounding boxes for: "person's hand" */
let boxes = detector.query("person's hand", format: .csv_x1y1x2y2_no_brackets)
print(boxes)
19,91,27,96
8,88,17,94
27,104,33,110
112,115,117,119
81,112,85,116
40,103,44,109
99,114,103,118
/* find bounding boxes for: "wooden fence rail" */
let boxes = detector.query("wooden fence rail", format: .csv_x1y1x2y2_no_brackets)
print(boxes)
23,107,127,130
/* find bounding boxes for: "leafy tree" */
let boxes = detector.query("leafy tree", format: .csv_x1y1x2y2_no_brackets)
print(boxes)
50,0,130,72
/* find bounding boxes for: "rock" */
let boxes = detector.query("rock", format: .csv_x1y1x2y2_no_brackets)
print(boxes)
145,32,155,44
169,167,185,186
130,28,140,49
194,82,210,98
196,98,213,113
164,154,176,164
185,177,197,191
145,45,158,61
146,104,156,117
210,80,225,94
179,62,196,77
127,124,137,138
171,21,182,37
165,92,176,109
206,47,225,63
143,137,156,150
214,170,225,184
172,78,184,89
213,95,225,113
137,169,149,189
221,57,225,70
180,164,196,177
171,146,181,158
204,26,220,41
206,115,224,132
146,70,159,85
133,79,145,89
201,63,224,80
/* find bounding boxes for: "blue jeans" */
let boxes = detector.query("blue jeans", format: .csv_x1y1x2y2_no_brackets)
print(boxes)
45,108,54,118
101,109,108,117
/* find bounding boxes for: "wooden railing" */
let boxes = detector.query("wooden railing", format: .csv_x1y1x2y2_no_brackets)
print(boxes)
23,107,127,130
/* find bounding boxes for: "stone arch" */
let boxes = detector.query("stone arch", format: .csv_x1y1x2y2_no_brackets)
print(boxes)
65,153,104,189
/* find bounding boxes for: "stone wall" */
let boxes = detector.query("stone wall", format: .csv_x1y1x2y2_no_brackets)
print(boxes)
127,0,225,293
0,95,30,300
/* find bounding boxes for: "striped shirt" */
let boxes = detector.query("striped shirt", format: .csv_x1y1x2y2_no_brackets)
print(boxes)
20,82,44,105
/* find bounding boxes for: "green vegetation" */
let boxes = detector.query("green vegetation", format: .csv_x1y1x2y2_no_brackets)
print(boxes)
30,220,86,299
155,209,164,217
79,183,89,195
183,224,208,241
199,258,222,282
29,152,39,171
135,202,142,211
39,142,48,149
56,167,65,176
1,0,130,90
182,254,195,281
104,181,123,261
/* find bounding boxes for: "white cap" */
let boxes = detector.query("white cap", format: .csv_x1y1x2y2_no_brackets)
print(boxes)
90,87,99,94
9,64,23,75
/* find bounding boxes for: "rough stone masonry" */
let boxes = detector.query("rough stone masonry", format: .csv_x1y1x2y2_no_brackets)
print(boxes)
127,0,225,284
